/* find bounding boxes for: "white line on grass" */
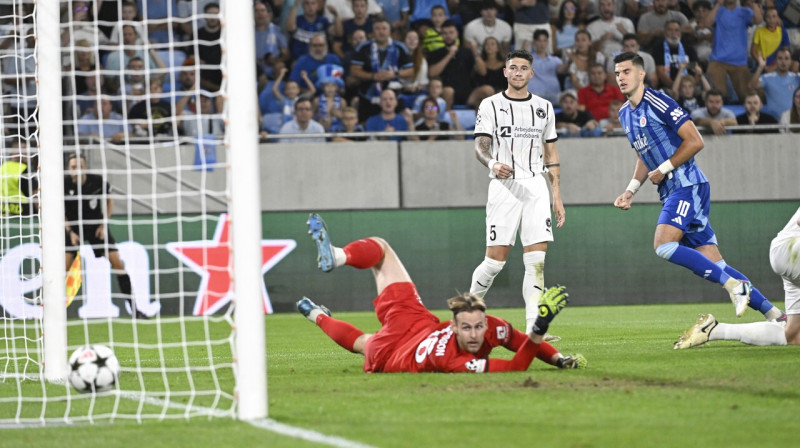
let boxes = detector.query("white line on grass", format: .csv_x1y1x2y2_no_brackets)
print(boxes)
247,418,380,448
118,392,379,448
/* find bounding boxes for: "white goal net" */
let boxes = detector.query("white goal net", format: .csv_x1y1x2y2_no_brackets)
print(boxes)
0,0,265,425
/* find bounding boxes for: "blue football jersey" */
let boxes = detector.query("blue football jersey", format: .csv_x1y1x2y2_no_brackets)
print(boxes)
619,87,708,200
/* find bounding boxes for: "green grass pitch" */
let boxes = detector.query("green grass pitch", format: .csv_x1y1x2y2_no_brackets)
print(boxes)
2,302,799,448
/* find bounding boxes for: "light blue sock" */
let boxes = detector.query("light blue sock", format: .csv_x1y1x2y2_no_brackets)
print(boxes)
656,242,730,285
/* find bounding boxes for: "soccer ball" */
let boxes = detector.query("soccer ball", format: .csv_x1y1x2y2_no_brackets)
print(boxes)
68,344,121,393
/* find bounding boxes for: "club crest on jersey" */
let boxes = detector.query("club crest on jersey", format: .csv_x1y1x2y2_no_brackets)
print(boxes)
89,198,98,209
639,116,647,127
536,108,546,119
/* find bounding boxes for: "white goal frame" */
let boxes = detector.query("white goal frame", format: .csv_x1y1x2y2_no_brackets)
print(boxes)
36,0,266,420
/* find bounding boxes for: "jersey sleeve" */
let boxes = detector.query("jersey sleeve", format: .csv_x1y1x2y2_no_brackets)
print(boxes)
544,101,558,143
473,98,495,138
649,90,690,133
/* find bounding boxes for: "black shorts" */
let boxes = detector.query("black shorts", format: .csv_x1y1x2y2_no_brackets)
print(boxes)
65,224,118,257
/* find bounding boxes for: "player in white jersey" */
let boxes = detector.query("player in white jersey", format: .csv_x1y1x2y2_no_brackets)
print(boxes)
470,49,565,335
675,206,800,348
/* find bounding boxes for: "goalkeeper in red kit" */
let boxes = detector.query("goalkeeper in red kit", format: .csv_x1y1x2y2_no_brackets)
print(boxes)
297,214,587,373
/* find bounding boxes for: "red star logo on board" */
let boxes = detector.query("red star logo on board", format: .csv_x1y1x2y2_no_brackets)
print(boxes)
166,214,295,315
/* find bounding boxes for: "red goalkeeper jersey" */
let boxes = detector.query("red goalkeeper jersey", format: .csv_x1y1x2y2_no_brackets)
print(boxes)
379,315,541,373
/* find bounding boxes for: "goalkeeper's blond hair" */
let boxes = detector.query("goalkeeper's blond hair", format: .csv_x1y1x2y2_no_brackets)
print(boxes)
447,293,487,318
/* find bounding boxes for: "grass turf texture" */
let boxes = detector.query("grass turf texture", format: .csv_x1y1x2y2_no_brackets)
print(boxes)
2,302,798,448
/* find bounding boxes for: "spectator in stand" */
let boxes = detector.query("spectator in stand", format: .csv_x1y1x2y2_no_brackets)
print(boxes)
672,63,711,114
334,0,374,58
691,88,737,135
509,0,551,52
351,17,414,122
414,96,465,140
779,86,800,133
61,1,109,50
165,58,198,112
750,48,800,121
427,21,482,108
636,0,691,48
398,28,429,106
77,98,130,143
176,0,217,37
599,99,624,136
472,37,507,97
586,0,635,61
74,71,105,118
290,34,343,94
734,91,779,134
104,24,166,92
564,29,605,90
314,64,348,130
458,0,488,25
421,5,448,54
137,0,178,44
578,63,624,121
343,29,369,105
374,0,409,39
605,34,658,87
529,29,569,104
551,0,583,57
287,0,342,60
255,1,290,79
120,56,147,110
64,40,96,98
410,0,449,26
556,89,602,137
128,77,174,137
330,106,367,141
109,1,144,46
652,20,698,93
463,1,512,55
412,77,447,121
705,0,762,104
279,97,326,143
176,92,225,138
690,1,714,63
752,7,790,72
273,67,316,125
196,3,223,92
365,89,416,140
324,0,383,23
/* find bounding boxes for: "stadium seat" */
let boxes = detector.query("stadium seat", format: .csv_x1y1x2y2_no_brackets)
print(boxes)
452,109,476,131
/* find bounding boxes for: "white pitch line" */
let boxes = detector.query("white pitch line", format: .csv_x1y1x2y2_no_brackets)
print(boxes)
118,392,380,448
247,418,380,448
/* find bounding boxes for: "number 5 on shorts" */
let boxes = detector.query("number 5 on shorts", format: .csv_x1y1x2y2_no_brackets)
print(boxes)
489,224,496,241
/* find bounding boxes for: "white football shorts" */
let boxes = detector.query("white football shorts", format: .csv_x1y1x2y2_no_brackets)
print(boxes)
769,235,800,314
484,175,553,247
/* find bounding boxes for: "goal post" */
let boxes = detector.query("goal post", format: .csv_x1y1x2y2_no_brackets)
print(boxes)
39,0,68,384
1,0,266,425
224,0,267,421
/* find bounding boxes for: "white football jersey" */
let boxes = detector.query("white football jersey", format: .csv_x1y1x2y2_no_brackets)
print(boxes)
474,92,558,179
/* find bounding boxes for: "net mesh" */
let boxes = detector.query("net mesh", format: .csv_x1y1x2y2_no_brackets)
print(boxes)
0,0,250,425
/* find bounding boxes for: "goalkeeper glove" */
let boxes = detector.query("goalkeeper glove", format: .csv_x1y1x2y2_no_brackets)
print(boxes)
531,285,569,336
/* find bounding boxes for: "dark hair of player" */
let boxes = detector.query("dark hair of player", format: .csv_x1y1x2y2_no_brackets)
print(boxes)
613,51,645,69
505,49,533,65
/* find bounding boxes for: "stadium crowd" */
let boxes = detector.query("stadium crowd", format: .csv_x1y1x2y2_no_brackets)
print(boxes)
2,0,800,143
